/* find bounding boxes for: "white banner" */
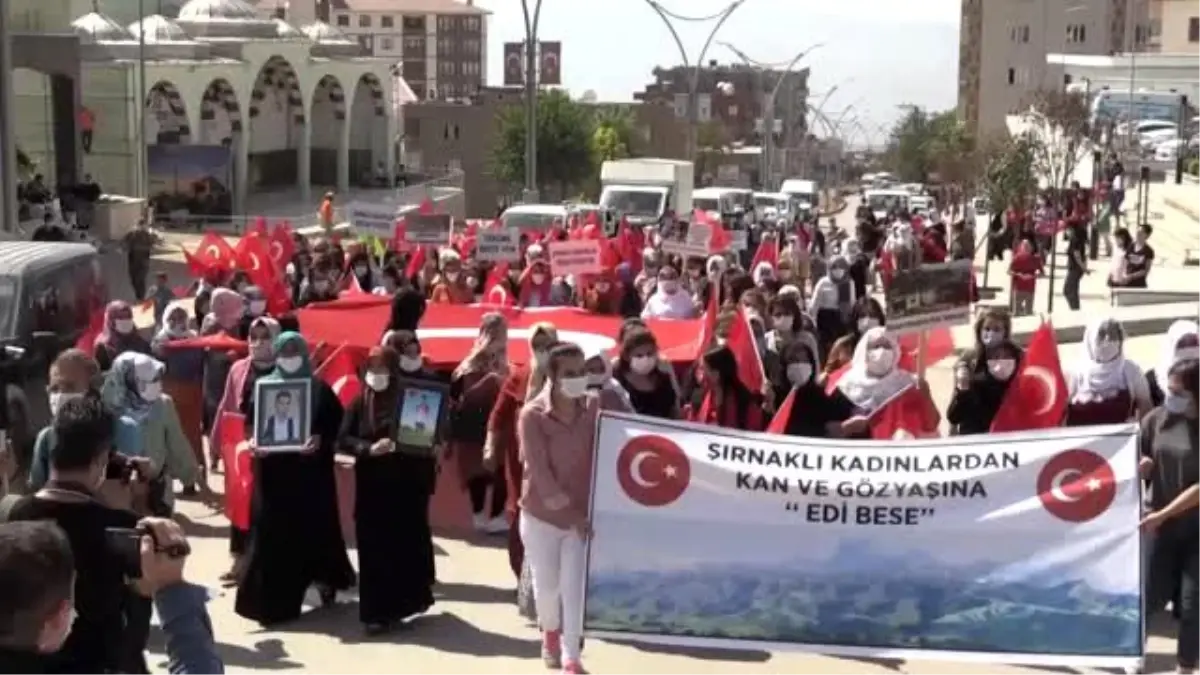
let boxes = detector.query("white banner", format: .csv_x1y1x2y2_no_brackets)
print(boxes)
549,240,602,276
476,228,521,262
586,413,1143,669
348,201,399,238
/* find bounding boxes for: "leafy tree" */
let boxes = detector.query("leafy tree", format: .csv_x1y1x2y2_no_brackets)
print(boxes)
492,90,596,200
885,106,980,188
591,106,637,162
1018,89,1092,192
978,133,1039,213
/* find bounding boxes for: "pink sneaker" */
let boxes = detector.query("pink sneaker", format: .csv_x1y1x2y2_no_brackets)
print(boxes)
541,630,562,669
562,660,587,674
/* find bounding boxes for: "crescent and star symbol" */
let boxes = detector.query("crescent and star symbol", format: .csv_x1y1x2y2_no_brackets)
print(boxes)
1036,449,1116,523
616,435,690,508
268,241,284,264
205,244,222,261
1022,365,1059,417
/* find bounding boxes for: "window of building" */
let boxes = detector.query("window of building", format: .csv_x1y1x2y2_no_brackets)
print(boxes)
381,15,393,28
1007,67,1016,85
359,14,371,27
403,16,424,30
438,16,450,30
273,6,285,18
672,93,688,119
380,37,394,51
1021,25,1030,43
404,37,423,50
335,13,349,26
1190,17,1199,43
697,93,712,122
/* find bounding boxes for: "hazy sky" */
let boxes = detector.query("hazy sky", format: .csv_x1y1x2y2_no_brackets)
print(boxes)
473,0,962,146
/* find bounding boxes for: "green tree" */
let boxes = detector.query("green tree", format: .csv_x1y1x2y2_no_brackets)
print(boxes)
492,90,596,200
978,132,1039,213
591,106,637,162
1019,88,1092,192
885,106,978,187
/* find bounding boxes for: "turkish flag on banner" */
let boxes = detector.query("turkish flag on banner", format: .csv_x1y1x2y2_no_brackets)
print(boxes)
871,386,938,439
216,413,252,531
315,345,362,407
991,322,1067,432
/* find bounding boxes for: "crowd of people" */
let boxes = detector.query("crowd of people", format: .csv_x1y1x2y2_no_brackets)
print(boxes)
0,194,1195,674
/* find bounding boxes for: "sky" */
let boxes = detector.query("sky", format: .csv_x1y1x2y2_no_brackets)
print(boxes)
473,0,963,147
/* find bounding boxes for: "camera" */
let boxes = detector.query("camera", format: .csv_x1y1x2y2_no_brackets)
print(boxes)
104,524,191,579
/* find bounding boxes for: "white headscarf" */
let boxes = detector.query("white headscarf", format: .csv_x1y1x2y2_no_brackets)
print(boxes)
753,261,774,284
1071,316,1132,401
836,326,916,413
1156,319,1199,378
642,283,695,320
154,299,196,342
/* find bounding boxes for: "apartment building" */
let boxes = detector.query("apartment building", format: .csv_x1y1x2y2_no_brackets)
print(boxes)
259,0,487,100
1146,0,1200,52
957,0,1158,135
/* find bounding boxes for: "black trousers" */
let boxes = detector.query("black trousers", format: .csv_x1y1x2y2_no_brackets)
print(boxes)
467,472,505,518
1147,524,1199,668
1063,270,1082,310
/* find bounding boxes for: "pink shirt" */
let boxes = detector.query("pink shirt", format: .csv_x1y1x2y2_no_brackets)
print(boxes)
518,388,626,530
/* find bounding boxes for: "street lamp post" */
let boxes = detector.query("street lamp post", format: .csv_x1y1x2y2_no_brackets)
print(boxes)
642,0,747,160
722,42,825,189
520,0,545,203
0,4,16,230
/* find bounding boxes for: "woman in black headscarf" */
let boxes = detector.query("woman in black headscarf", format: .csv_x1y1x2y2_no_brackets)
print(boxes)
383,287,427,343
946,339,1020,435
337,345,435,634
348,250,376,293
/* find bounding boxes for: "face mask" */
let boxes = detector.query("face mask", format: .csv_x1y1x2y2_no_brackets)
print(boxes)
660,280,679,294
980,329,1002,347
250,341,273,362
248,300,267,316
1164,392,1191,415
866,347,895,375
586,373,607,389
558,376,589,399
139,382,162,402
533,350,550,369
236,284,248,294
773,315,794,332
365,372,389,392
988,359,1016,381
49,391,83,416
313,280,330,293
630,355,657,375
354,265,369,277
114,319,135,334
595,282,611,293
531,273,547,285
831,269,845,281
1094,339,1120,363
787,362,813,385
400,355,423,372
445,272,460,283
277,356,303,374
167,322,188,336
858,317,879,332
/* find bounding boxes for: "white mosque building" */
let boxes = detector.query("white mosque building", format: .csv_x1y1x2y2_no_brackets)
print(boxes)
13,0,406,217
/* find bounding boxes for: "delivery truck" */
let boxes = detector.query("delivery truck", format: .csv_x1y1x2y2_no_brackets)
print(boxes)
599,158,694,226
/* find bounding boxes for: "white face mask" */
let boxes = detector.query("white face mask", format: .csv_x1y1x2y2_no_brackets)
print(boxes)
831,269,845,281
858,317,879,332
660,280,679,294
313,280,331,293
787,362,813,385
558,376,589,399
988,359,1016,381
1094,339,1121,363
139,382,162,402
365,371,389,392
49,391,83,416
445,272,460,283
114,319,135,334
630,354,658,375
774,315,794,332
865,347,895,376
400,355,423,372
248,300,267,316
980,328,1002,347
595,282,611,293
531,274,547,285
277,356,303,374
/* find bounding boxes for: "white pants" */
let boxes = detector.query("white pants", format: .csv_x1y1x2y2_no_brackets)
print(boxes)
520,512,587,661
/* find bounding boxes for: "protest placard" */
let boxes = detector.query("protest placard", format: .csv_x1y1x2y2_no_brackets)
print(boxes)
662,221,711,259
475,228,521,262
548,239,602,276
883,260,973,333
347,202,400,238
404,213,452,245
585,411,1141,669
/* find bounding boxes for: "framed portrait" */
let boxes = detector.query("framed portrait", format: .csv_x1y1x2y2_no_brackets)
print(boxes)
253,379,312,452
393,377,450,456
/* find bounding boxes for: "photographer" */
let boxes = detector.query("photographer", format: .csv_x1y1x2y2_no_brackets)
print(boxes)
4,397,221,673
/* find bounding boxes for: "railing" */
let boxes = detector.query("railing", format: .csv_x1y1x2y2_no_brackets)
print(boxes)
151,169,466,236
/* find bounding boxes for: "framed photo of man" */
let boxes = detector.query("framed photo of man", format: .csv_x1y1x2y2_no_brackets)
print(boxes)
253,379,312,452
393,377,450,456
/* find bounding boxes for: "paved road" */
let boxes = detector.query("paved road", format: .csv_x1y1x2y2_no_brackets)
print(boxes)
159,332,1177,674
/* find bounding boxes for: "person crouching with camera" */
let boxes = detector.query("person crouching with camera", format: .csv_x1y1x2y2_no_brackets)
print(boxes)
3,397,222,674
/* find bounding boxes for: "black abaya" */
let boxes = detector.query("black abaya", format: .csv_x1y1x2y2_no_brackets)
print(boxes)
235,380,357,626
337,394,436,625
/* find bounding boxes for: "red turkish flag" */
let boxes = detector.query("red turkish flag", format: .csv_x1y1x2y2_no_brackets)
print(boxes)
267,222,295,270
216,412,252,530
896,328,955,372
991,322,1067,432
76,307,105,352
726,306,765,394
766,388,795,433
871,386,938,439
692,276,720,359
248,217,268,238
194,231,237,271
749,235,779,271
314,344,362,407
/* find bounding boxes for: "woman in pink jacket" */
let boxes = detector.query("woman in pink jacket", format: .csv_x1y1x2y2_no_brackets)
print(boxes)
518,342,628,674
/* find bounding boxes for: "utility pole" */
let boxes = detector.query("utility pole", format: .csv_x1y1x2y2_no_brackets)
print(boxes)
0,3,16,230
520,0,543,204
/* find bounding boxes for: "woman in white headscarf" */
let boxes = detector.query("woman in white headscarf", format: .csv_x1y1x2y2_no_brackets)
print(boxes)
641,265,696,319
834,327,940,437
1146,319,1199,406
152,299,206,493
1066,316,1153,426
809,255,856,355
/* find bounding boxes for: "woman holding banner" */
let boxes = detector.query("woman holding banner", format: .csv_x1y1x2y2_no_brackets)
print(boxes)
430,250,473,305
691,346,767,431
613,329,677,419
1065,317,1153,426
775,336,870,438
518,342,628,674
946,339,1020,435
834,327,940,437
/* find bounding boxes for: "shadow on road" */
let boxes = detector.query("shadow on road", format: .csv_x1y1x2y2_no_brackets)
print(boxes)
149,627,303,670
174,511,229,540
604,637,770,663
435,580,515,605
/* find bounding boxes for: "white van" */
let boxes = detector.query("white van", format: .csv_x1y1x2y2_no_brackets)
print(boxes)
779,178,818,211
864,188,910,220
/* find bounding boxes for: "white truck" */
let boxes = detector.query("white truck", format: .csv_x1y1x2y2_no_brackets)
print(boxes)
779,178,819,213
599,158,694,226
